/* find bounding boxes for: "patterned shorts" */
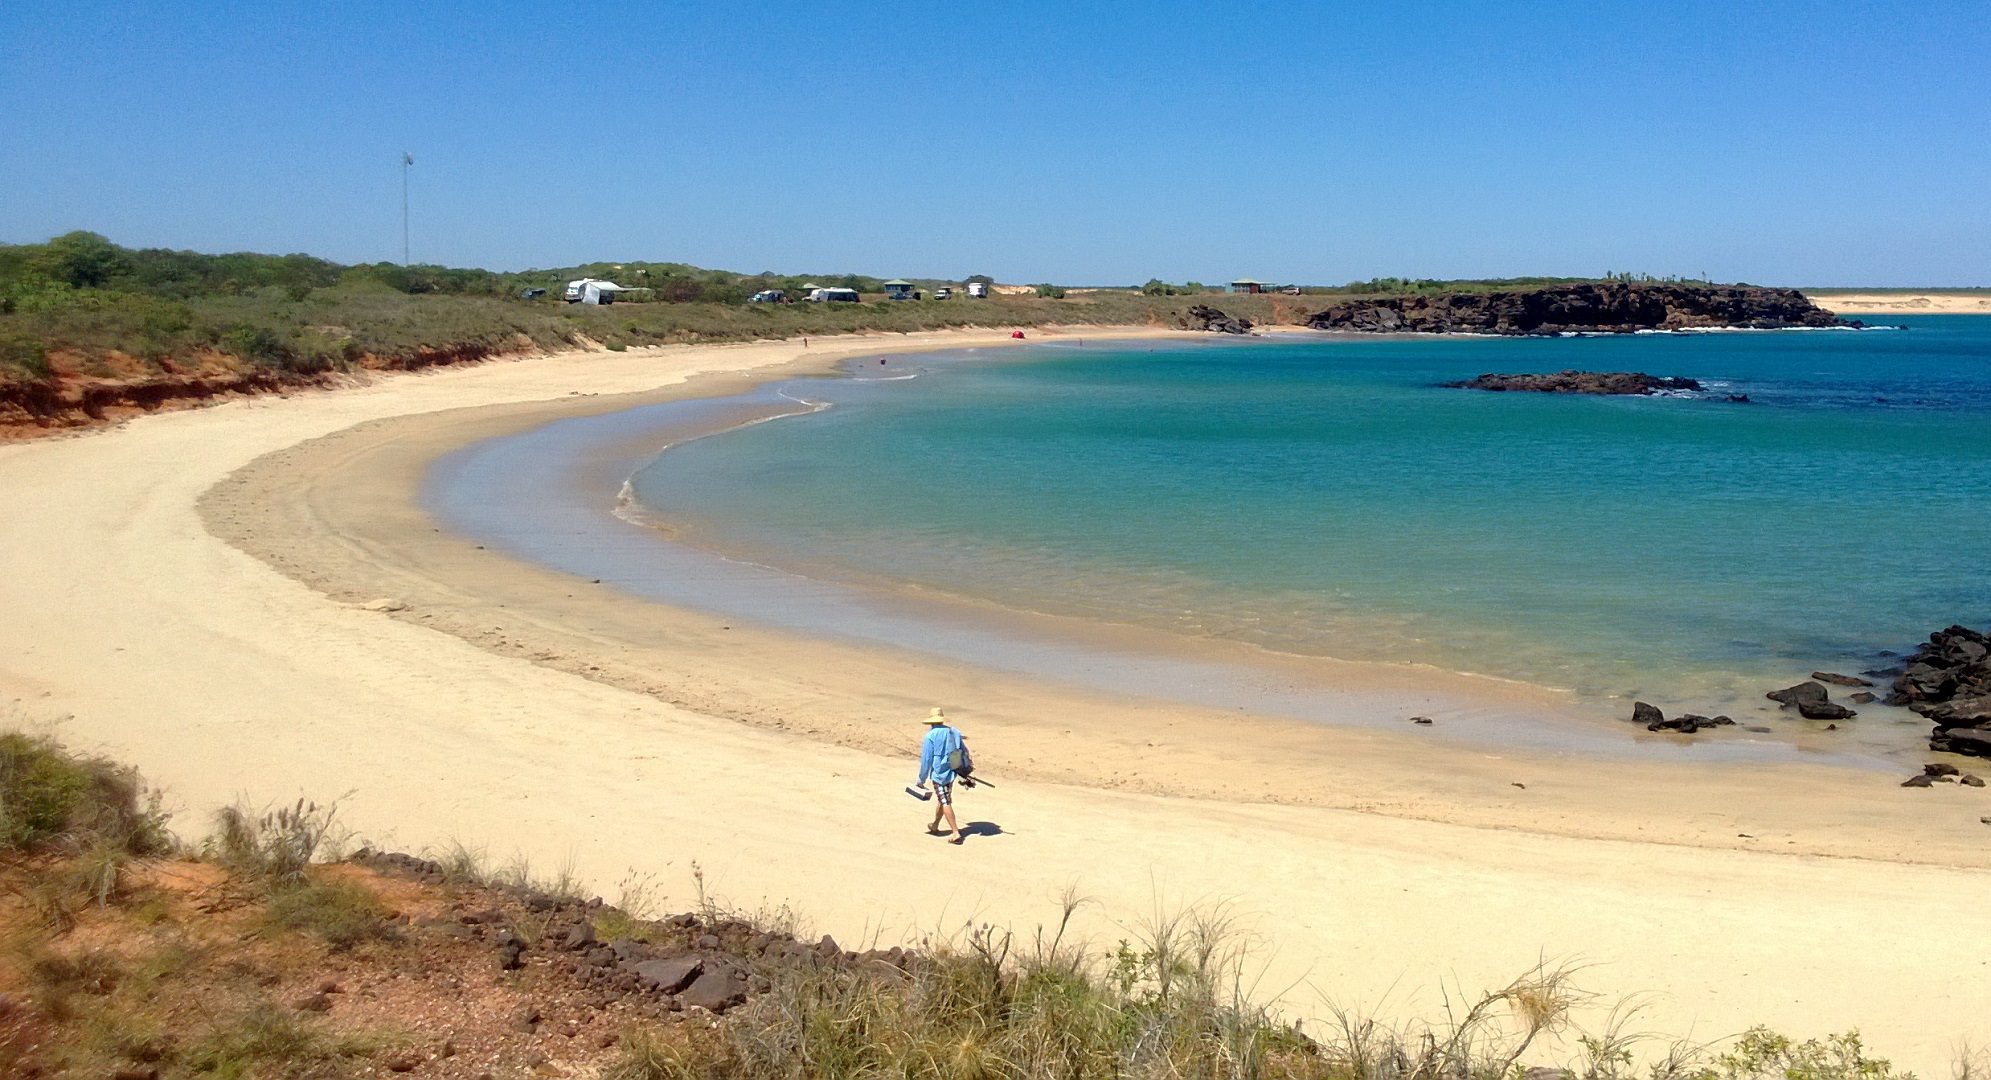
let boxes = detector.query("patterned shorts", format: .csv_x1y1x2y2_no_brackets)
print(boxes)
931,781,954,806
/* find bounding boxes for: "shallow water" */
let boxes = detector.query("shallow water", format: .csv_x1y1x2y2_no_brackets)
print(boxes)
631,319,1991,717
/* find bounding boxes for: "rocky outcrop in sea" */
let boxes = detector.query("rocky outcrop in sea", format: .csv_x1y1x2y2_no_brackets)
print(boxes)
1444,371,1704,396
1306,282,1854,335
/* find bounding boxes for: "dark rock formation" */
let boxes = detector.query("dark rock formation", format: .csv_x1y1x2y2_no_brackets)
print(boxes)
1765,680,1855,719
1888,625,1991,757
1635,702,1734,733
1797,699,1857,721
1306,282,1855,336
1445,371,1703,396
1767,681,1829,708
1185,304,1253,334
1900,762,1985,788
1811,672,1873,687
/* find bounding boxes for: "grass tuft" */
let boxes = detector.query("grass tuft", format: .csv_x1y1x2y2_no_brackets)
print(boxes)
261,875,398,951
209,797,340,883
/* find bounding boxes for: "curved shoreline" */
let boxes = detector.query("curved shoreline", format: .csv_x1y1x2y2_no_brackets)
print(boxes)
4,327,1988,1070
419,343,1892,767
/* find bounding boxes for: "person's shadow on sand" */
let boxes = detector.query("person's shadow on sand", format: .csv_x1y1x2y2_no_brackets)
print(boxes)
960,821,1004,839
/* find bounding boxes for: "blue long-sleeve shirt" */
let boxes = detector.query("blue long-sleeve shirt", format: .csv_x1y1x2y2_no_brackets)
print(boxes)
918,725,964,785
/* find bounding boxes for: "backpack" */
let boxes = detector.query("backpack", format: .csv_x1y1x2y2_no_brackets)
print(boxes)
944,730,973,778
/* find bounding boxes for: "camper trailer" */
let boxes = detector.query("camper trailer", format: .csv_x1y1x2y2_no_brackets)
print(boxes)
563,278,627,305
966,281,989,299
804,287,860,303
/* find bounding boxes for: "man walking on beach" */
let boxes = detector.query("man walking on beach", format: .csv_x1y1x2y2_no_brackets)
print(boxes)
915,708,968,844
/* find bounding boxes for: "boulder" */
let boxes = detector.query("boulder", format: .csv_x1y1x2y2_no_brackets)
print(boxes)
680,967,750,1014
1901,774,1936,788
1849,691,1876,704
1912,695,1991,727
1632,702,1665,728
1797,700,1856,721
1931,727,1991,758
631,956,703,995
1767,681,1829,707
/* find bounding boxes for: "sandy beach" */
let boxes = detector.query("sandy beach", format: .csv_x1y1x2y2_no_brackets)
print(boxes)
3,329,1989,1068
1810,291,1991,315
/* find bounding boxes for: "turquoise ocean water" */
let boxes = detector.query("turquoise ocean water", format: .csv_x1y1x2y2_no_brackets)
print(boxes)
629,317,1991,712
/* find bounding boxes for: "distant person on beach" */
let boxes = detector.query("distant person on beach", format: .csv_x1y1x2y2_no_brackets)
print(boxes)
915,708,969,844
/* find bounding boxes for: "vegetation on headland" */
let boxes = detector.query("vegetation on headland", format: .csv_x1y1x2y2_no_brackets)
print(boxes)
0,232,1787,392
0,729,1957,1079
0,233,1308,410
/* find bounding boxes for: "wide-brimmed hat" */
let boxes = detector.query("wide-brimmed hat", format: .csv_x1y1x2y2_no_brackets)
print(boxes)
925,708,948,724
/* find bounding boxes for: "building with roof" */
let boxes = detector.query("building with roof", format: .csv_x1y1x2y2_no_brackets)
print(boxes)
1229,278,1265,294
883,279,920,301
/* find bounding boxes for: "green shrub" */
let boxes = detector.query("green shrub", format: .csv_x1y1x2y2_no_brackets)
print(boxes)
218,323,292,367
0,730,170,855
262,876,397,950
0,333,52,380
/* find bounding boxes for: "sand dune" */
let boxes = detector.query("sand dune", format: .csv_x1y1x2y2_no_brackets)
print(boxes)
1809,291,1991,314
2,329,1988,1070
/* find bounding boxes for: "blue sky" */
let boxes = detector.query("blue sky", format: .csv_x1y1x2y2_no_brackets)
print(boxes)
3,2,1988,285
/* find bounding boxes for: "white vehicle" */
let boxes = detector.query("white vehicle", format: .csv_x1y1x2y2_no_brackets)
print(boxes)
804,287,860,303
966,281,989,298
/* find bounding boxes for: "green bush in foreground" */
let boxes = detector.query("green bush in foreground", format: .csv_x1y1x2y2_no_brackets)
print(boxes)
0,730,170,856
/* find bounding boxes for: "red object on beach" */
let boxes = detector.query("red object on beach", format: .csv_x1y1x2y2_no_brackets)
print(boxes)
1011,330,1025,339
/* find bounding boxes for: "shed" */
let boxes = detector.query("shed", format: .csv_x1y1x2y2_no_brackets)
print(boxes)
883,279,919,301
1229,279,1264,295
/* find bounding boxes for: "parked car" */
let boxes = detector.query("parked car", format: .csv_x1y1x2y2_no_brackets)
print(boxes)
749,289,788,304
934,287,954,300
518,287,548,300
